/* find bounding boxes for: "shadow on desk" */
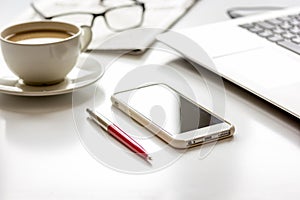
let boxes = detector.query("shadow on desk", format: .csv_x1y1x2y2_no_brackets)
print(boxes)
0,84,104,152
0,93,72,114
224,79,300,143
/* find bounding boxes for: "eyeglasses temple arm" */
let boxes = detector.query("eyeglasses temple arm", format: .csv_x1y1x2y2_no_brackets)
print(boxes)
31,2,100,20
30,2,51,19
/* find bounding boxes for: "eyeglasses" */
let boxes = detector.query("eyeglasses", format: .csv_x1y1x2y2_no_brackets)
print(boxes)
31,0,145,32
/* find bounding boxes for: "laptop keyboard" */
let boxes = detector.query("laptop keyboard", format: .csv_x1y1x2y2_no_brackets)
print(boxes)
240,14,300,55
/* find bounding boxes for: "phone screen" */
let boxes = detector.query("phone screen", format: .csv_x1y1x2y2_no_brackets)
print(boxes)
114,84,224,135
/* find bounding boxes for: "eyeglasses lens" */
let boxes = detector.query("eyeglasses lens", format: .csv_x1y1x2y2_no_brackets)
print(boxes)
105,5,143,31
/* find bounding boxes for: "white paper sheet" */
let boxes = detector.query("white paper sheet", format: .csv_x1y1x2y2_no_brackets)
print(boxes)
14,0,197,52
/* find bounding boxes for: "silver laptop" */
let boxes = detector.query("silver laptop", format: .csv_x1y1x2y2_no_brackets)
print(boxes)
157,6,300,119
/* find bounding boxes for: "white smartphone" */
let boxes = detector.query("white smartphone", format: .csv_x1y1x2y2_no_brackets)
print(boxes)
111,84,234,148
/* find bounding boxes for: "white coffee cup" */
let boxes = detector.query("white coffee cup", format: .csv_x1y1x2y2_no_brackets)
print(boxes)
0,21,92,85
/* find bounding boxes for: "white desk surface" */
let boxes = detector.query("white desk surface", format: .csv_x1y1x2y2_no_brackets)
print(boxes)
1,0,300,199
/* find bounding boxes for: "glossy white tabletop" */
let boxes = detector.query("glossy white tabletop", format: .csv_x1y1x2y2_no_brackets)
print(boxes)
1,0,300,199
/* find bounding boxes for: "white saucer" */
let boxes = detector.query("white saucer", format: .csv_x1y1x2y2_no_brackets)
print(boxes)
0,54,104,96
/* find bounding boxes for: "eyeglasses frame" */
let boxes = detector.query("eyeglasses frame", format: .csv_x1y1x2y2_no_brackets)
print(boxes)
30,0,145,32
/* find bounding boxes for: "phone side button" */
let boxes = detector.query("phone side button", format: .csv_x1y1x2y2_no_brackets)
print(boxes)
113,101,119,107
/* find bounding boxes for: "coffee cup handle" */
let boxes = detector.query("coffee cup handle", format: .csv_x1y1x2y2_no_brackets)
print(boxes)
80,25,92,52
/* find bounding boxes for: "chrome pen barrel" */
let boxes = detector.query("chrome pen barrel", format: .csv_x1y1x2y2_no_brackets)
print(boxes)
86,108,110,131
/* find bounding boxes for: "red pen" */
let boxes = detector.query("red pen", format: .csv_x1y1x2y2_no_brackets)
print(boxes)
86,108,152,161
